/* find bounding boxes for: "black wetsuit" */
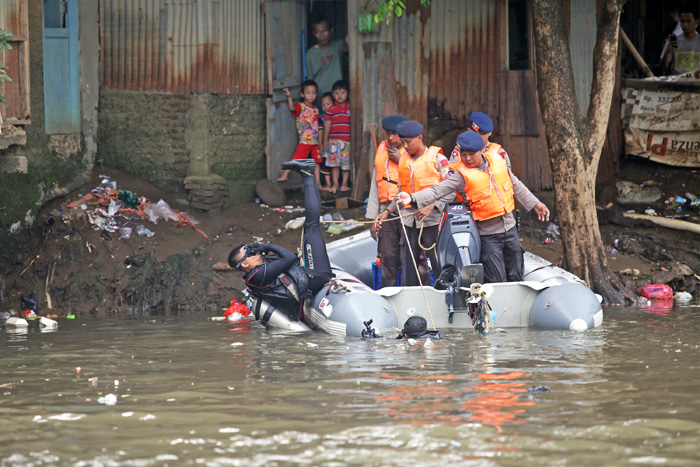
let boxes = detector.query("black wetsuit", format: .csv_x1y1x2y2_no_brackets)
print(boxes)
243,174,332,320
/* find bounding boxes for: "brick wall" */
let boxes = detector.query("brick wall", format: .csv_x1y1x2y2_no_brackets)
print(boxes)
98,91,267,200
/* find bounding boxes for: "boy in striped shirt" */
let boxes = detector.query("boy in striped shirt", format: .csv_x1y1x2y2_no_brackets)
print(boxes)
321,80,351,193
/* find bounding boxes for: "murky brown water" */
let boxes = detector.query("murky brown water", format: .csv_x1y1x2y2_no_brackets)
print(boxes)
2,303,699,466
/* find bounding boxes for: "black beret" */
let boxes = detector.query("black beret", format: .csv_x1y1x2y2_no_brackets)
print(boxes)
456,131,484,152
381,114,409,132
467,112,494,133
396,120,423,138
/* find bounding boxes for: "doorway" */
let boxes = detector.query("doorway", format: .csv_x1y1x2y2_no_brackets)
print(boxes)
43,0,80,134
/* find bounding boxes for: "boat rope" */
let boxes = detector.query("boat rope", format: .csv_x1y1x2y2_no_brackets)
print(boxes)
396,205,437,331
417,220,437,252
523,261,562,277
318,213,416,225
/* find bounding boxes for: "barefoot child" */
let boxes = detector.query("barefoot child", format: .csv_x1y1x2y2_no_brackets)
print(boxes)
277,80,322,185
321,80,351,193
319,92,334,190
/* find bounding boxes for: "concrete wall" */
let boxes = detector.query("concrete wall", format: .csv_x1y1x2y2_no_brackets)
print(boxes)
0,0,99,268
98,91,267,202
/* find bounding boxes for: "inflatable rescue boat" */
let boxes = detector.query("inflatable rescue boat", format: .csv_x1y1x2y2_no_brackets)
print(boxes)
249,202,603,336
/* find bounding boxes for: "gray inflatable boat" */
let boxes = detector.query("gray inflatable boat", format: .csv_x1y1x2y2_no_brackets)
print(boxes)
251,202,603,336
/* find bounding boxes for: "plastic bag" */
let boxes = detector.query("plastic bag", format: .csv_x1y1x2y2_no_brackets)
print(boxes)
136,224,155,237
640,283,673,299
120,227,132,241
144,199,178,224
224,298,251,319
107,198,121,216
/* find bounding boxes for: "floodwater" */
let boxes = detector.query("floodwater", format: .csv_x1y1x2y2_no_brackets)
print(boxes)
1,303,699,466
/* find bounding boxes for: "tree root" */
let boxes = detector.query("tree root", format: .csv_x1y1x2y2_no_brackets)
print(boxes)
590,263,640,305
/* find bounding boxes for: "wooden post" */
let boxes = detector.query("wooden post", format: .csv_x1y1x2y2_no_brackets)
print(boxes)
352,41,398,200
619,28,654,78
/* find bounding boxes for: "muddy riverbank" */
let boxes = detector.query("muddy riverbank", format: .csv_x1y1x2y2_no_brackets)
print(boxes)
0,159,698,317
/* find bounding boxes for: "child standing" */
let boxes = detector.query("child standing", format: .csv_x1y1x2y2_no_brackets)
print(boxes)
277,80,321,185
319,92,334,191
321,80,351,193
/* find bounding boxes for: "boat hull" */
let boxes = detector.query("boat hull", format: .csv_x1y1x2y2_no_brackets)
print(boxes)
322,229,603,336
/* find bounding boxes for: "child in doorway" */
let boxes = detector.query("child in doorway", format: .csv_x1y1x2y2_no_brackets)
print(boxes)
318,92,334,191
277,80,322,185
321,79,351,193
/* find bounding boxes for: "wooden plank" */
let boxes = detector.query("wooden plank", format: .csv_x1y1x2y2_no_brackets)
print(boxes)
264,1,303,181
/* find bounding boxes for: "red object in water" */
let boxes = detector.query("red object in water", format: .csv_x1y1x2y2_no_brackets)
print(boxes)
640,283,673,299
224,298,251,318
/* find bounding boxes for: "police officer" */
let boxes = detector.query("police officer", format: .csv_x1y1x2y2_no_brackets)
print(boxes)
381,120,451,287
228,159,332,321
396,131,549,283
448,112,512,167
366,114,408,287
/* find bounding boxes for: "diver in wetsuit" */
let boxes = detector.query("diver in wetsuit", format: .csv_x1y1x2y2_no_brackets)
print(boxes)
228,159,333,321
396,316,443,340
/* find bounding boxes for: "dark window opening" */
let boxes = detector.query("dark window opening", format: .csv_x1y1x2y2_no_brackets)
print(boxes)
44,0,67,29
508,0,530,70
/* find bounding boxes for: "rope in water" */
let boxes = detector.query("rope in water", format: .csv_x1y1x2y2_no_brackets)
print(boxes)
396,205,437,331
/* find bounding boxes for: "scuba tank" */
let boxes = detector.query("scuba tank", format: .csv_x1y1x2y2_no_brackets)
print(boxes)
251,297,311,333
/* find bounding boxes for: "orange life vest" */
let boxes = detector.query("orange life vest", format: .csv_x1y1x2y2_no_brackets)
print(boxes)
374,141,405,203
397,146,443,194
449,144,515,221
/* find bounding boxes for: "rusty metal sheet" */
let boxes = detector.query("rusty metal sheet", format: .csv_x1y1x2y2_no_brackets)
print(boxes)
100,0,266,94
427,0,501,123
570,0,596,115
348,0,557,191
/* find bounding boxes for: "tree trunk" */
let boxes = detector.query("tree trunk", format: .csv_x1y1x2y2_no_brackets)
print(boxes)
532,0,636,304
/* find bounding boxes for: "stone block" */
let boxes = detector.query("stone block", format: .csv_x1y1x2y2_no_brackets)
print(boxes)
0,155,28,173
0,124,27,150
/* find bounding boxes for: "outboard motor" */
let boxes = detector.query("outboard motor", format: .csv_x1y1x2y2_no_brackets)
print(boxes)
436,202,485,322
437,202,482,276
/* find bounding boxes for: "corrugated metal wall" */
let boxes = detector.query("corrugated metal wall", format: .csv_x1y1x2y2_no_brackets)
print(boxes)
428,0,501,122
100,0,266,94
348,2,430,125
570,0,596,116
349,0,553,191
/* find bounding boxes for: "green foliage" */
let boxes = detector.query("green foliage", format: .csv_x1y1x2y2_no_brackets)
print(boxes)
0,28,14,108
372,0,433,24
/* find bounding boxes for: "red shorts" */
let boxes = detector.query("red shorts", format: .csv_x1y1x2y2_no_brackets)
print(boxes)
292,143,321,163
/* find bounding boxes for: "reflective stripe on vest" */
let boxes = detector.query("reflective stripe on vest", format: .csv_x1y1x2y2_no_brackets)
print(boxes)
449,145,515,221
374,141,404,203
397,146,443,194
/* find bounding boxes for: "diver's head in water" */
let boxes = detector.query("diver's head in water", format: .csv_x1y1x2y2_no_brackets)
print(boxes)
399,316,428,339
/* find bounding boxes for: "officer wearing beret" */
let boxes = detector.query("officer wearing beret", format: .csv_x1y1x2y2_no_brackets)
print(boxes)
382,120,451,287
448,112,511,167
366,115,409,287
396,131,549,284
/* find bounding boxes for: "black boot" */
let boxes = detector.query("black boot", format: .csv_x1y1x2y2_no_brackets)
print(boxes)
281,159,316,177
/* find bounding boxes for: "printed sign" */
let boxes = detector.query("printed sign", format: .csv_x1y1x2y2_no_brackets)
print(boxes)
622,76,700,167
